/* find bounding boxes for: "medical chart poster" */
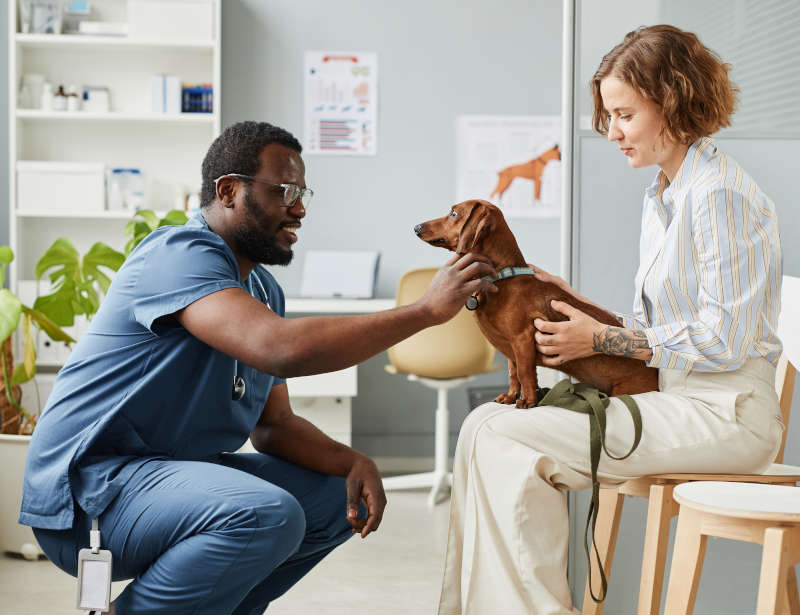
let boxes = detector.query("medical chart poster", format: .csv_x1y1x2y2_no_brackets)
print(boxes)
304,51,378,156
456,115,562,219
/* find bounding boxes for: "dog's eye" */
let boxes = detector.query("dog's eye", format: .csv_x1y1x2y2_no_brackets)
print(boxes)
449,210,459,218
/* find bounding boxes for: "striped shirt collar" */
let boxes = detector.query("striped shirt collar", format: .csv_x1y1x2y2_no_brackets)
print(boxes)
645,137,716,226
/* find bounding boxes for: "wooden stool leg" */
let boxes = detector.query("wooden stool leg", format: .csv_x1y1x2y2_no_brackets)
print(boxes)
664,507,707,615
758,528,792,615
582,487,625,615
638,483,678,615
785,565,800,615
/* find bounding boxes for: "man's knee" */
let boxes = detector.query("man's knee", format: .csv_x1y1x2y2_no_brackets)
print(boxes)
218,489,306,564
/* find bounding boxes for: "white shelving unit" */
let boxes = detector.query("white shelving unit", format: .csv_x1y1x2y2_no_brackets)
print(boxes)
7,0,221,291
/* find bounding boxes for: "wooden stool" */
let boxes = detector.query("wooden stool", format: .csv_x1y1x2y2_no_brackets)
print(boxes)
664,481,800,615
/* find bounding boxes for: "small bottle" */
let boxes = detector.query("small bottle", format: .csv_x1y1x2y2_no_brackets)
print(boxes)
174,184,187,211
67,85,80,112
40,82,53,111
52,85,68,111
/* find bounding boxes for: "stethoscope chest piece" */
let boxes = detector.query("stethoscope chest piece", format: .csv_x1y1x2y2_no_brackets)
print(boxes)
465,295,479,311
232,376,246,401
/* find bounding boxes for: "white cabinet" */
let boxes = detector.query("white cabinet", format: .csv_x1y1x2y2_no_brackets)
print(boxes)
7,0,222,288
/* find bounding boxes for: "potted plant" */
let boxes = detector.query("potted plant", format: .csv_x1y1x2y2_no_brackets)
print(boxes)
0,239,124,556
124,209,189,256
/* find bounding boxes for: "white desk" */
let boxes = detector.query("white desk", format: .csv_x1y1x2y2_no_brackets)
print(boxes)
283,298,396,445
285,298,395,313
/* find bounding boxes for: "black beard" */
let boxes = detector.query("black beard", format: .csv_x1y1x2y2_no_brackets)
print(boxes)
232,189,294,266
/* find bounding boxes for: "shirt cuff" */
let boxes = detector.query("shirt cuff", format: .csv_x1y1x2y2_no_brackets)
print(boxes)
614,312,641,330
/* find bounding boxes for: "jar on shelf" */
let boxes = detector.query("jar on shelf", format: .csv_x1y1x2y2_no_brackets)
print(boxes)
107,169,145,211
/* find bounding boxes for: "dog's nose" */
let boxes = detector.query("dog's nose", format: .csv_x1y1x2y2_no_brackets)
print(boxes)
413,223,424,236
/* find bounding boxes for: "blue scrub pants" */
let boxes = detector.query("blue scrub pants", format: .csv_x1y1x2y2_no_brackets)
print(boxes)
34,453,355,614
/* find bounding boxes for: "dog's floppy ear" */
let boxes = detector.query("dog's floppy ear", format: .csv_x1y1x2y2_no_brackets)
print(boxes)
456,204,493,253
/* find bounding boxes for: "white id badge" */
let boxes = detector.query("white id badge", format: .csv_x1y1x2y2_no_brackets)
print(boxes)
76,548,112,612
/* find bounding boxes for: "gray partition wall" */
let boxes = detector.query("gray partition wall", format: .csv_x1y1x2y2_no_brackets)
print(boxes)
568,1,800,612
221,0,564,460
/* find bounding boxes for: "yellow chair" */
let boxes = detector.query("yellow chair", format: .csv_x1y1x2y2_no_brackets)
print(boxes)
383,267,498,507
583,275,800,614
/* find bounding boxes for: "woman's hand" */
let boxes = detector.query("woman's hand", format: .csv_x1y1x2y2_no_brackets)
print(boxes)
534,300,606,366
531,266,610,314
530,265,575,296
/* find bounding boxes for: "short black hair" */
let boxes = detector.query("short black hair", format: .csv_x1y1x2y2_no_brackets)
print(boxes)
200,121,302,208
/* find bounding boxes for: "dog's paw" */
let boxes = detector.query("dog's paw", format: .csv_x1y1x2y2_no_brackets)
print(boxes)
515,396,537,409
495,393,518,405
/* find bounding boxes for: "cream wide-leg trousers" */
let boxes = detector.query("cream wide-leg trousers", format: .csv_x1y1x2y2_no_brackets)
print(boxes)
438,357,785,615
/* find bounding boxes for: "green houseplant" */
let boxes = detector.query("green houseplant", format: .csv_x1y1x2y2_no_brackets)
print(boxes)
0,247,74,434
1,208,189,435
0,239,125,434
124,209,189,256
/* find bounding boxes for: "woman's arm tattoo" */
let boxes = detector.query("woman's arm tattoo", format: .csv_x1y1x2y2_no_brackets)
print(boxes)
592,326,652,359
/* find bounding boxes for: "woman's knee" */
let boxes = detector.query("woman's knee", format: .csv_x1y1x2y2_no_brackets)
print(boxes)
459,402,508,443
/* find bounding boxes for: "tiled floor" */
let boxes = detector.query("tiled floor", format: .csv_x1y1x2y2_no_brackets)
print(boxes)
0,490,451,615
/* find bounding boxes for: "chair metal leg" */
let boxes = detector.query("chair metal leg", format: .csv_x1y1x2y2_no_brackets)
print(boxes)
582,487,625,615
664,507,707,615
427,388,452,507
638,484,679,615
382,384,454,507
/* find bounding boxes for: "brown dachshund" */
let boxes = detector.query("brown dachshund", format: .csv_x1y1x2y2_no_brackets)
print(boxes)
490,145,561,201
415,199,658,408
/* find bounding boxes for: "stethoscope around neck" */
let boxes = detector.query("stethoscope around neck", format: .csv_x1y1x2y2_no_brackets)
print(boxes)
232,272,268,401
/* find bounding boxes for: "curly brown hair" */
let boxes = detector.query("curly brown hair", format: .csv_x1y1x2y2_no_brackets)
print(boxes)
591,25,739,144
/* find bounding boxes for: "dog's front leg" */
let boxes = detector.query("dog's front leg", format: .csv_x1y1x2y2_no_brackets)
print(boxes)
511,331,539,408
495,358,521,405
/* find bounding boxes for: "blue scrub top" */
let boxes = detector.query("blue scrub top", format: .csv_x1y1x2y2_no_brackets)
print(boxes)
20,214,286,530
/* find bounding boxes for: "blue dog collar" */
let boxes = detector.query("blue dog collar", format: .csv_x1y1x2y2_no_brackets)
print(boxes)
481,265,535,284
467,266,535,310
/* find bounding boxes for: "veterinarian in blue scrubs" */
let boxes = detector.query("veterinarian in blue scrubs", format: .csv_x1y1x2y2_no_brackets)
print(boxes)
21,121,498,615
439,26,784,615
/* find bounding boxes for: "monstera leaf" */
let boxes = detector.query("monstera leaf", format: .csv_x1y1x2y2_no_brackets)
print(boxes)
124,209,189,256
33,238,125,327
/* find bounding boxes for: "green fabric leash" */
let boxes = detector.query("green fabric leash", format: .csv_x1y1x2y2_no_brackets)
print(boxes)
535,379,643,603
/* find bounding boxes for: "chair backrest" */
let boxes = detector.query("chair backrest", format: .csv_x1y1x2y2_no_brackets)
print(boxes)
774,274,800,463
386,268,496,379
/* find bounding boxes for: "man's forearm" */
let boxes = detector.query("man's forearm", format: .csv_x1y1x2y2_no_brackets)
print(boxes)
251,414,362,477
592,325,653,362
268,304,439,378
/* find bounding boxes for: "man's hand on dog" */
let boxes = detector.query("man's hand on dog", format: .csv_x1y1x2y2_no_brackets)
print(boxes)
534,300,605,366
419,253,498,324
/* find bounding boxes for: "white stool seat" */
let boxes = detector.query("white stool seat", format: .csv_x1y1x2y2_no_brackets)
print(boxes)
674,481,800,522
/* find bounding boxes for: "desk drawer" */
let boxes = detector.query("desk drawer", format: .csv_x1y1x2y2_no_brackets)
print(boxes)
286,367,357,398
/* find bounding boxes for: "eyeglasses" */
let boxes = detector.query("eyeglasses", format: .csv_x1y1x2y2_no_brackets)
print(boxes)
214,173,314,210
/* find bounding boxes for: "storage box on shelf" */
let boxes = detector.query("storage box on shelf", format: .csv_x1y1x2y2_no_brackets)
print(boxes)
16,161,105,214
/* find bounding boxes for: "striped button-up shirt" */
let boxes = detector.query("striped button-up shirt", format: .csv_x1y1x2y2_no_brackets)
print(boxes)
617,137,783,372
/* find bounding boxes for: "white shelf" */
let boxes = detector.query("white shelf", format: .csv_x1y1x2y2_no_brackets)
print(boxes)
16,110,214,124
15,209,146,220
285,298,396,314
16,33,214,51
